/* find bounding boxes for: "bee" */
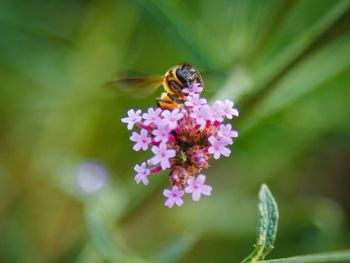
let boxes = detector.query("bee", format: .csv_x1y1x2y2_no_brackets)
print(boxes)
107,63,204,110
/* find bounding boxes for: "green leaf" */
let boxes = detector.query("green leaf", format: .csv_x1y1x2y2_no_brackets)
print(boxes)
240,30,350,134
133,0,224,70
84,212,147,263
152,232,199,263
85,212,126,263
242,184,279,263
259,250,350,263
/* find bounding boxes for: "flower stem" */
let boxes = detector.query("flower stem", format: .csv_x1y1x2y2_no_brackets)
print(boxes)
259,250,350,263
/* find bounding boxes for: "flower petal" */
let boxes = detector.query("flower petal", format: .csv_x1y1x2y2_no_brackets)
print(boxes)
213,152,220,160
184,185,192,193
196,174,206,184
175,197,184,206
221,147,231,157
163,189,172,197
133,144,141,151
165,198,174,208
201,185,212,196
192,190,201,201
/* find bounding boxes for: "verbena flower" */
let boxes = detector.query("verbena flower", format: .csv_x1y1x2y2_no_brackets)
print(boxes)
218,124,238,144
163,186,185,208
129,129,151,151
150,142,176,169
152,121,171,143
121,83,238,208
183,83,203,95
134,162,150,185
142,107,162,125
185,94,207,107
190,104,212,125
185,174,212,201
208,136,231,159
221,99,239,119
161,109,184,129
121,109,142,130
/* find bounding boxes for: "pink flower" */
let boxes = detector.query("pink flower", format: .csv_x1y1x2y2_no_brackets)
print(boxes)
121,109,142,130
208,136,231,159
150,142,176,169
161,109,184,129
142,107,162,125
163,186,185,208
211,101,225,122
130,129,151,151
185,94,207,107
221,99,239,119
218,124,238,144
183,83,203,95
185,174,212,201
190,105,212,125
121,84,239,207
134,162,150,185
152,120,171,142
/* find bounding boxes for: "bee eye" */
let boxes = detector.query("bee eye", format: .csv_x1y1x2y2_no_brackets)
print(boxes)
176,68,187,83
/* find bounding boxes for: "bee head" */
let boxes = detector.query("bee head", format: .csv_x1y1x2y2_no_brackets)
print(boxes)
176,64,198,86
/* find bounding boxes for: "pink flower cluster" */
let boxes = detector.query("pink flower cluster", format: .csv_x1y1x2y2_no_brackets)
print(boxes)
121,83,238,208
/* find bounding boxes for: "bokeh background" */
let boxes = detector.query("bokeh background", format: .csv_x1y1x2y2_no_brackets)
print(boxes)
1,0,350,262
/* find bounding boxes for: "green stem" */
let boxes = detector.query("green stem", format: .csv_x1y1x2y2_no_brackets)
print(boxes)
259,250,350,263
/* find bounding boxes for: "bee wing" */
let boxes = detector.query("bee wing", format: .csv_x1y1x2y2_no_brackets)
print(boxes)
104,75,164,98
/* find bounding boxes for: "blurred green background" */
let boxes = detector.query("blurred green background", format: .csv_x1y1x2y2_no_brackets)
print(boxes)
1,0,350,262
